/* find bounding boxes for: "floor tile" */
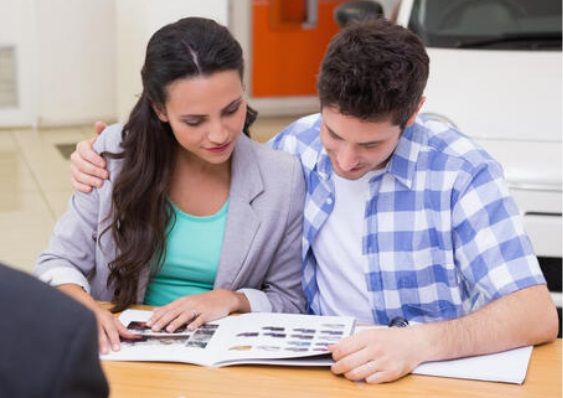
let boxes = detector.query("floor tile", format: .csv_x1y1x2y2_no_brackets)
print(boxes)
0,191,55,272
251,115,303,143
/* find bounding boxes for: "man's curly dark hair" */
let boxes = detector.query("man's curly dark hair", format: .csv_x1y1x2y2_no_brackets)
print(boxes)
317,18,429,127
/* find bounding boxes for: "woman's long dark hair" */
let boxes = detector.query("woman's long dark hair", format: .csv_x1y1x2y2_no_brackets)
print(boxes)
105,17,257,311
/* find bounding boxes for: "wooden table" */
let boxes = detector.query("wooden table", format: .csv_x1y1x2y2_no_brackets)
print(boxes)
101,337,561,398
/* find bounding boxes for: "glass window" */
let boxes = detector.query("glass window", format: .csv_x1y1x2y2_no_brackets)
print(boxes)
408,0,562,50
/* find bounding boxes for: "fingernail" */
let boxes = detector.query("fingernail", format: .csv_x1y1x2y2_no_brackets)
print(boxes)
113,344,120,351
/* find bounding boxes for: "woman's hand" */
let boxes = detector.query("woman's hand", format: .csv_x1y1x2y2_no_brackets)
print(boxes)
147,289,250,332
92,306,141,354
57,284,140,354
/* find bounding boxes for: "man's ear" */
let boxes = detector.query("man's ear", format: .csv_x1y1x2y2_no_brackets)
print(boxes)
153,104,169,123
404,96,425,127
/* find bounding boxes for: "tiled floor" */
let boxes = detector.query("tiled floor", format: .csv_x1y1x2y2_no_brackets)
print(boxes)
0,116,302,273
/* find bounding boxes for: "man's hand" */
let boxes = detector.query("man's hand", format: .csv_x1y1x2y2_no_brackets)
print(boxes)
147,289,250,332
329,326,428,384
70,121,109,192
330,285,558,384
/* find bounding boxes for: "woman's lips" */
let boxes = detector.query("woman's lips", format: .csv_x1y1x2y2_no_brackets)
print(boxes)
206,142,231,153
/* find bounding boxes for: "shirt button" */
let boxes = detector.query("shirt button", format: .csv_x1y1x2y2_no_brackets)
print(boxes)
326,198,333,205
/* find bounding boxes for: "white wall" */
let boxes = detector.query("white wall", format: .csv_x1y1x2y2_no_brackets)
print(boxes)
0,0,229,127
0,0,115,127
0,0,37,126
35,0,116,126
115,0,229,122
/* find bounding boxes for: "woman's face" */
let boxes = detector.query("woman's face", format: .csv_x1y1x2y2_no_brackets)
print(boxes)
155,70,246,166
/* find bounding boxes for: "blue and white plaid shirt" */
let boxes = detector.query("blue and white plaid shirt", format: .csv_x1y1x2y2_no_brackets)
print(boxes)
271,113,545,325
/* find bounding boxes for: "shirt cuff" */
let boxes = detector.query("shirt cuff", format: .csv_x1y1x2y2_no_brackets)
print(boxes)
237,288,273,313
37,267,91,294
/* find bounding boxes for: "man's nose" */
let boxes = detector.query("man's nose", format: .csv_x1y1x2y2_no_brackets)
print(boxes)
336,145,359,171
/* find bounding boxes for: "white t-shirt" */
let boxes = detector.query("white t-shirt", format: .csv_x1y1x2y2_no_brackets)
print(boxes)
313,169,383,324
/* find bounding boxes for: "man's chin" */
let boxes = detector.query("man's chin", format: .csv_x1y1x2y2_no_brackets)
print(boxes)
333,168,367,180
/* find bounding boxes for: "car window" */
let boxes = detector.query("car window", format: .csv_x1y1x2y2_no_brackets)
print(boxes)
408,0,562,50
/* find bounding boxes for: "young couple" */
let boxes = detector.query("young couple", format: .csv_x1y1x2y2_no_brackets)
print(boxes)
36,16,557,384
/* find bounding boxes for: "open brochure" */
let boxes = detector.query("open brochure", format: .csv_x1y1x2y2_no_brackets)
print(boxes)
101,310,356,367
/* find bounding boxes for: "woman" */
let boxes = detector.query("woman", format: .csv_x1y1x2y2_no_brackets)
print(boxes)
34,17,305,354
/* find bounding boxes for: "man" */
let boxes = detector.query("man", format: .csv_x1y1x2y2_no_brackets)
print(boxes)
68,19,557,384
0,262,109,397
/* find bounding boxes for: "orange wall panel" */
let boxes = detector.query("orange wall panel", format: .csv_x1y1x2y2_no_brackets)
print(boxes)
251,0,346,97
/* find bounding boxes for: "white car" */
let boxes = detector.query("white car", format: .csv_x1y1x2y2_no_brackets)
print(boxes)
388,0,562,313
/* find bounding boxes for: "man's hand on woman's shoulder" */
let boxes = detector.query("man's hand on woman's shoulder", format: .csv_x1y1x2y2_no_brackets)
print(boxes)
70,121,109,192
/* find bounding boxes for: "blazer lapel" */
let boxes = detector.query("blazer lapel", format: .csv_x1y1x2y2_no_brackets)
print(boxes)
215,135,263,289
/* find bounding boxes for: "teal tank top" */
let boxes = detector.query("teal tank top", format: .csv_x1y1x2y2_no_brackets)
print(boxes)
144,200,229,306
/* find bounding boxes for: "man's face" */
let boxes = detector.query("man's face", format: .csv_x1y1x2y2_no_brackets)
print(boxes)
320,106,403,180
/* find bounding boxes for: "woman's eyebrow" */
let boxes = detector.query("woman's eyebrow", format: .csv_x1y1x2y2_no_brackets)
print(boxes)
179,97,243,118
222,97,243,111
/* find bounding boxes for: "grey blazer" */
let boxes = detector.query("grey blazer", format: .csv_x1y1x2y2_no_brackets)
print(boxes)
35,124,306,314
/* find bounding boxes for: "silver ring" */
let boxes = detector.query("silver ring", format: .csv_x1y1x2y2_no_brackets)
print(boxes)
365,361,377,370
